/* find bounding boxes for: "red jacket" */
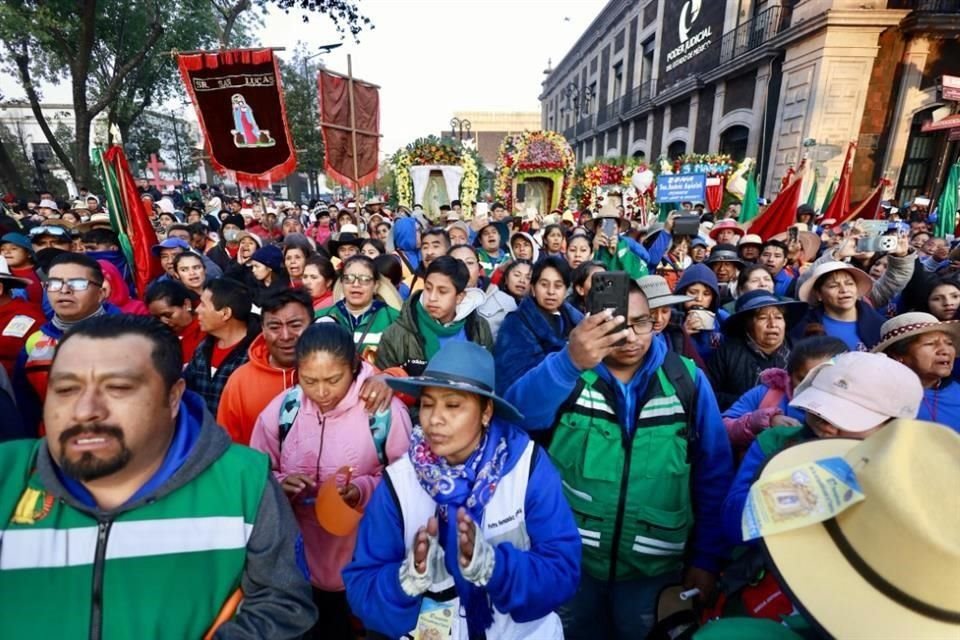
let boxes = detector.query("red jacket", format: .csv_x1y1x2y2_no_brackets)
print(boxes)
0,297,46,379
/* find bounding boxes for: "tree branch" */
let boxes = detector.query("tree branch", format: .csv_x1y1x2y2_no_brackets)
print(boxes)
87,6,164,117
11,42,77,178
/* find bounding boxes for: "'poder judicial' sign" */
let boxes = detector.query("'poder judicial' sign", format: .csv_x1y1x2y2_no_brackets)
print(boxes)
659,0,727,88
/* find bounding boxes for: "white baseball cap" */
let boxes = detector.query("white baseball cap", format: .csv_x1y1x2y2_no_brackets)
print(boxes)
790,352,923,432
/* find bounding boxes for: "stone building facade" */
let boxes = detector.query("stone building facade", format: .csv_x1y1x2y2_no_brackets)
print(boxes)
540,0,959,204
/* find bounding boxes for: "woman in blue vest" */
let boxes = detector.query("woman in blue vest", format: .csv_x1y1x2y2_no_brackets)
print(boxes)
343,341,581,639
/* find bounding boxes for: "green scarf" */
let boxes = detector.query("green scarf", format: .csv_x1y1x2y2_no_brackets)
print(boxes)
416,301,467,359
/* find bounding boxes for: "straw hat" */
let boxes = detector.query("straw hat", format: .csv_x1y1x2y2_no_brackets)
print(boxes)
873,312,960,354
75,212,113,233
759,420,960,638
0,255,33,289
582,199,630,233
796,261,872,306
738,233,763,247
771,228,822,260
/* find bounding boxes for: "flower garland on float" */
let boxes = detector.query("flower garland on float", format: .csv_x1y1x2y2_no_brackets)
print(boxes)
494,131,575,210
391,136,481,216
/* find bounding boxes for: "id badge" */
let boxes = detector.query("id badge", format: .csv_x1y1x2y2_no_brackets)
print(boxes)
411,595,459,639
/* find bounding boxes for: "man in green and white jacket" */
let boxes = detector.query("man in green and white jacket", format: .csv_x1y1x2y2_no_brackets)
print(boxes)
0,314,316,639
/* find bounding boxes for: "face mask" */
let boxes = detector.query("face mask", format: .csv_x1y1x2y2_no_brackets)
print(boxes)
224,230,240,243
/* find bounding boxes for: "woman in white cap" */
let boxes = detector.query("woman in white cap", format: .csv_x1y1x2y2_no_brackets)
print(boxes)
721,351,923,544
875,312,960,432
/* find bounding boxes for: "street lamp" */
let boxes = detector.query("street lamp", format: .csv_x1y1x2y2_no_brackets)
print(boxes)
450,117,472,142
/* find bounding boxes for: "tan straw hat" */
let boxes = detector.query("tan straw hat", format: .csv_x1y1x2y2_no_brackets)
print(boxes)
873,312,960,354
796,261,872,306
759,420,960,638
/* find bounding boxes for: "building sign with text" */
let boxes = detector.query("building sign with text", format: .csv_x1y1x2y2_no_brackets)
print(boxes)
659,0,728,88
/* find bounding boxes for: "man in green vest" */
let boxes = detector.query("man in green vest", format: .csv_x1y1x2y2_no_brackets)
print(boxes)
0,314,316,639
504,281,735,640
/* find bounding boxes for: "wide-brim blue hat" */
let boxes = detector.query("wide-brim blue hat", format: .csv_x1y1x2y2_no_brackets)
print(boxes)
385,341,523,423
724,289,809,337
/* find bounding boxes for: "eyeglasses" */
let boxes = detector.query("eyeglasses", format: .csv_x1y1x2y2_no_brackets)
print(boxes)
29,225,69,237
625,318,655,336
45,277,102,292
341,273,375,285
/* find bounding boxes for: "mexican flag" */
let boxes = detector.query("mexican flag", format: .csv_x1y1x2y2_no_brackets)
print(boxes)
739,169,759,223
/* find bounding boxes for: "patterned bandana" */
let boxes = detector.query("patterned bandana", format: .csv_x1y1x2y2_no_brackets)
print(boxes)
408,424,508,523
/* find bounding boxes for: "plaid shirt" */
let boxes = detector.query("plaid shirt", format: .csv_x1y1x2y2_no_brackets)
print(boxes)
184,333,254,417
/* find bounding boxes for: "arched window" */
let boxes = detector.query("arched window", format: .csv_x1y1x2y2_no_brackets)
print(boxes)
719,125,750,162
667,140,686,160
632,150,646,160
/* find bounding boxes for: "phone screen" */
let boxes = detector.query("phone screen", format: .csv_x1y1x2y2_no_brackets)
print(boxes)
601,218,619,238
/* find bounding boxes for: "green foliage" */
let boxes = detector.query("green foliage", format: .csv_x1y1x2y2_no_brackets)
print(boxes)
279,46,325,176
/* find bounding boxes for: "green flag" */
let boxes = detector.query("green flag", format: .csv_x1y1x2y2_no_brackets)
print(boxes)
934,162,960,238
739,169,759,223
819,177,837,215
806,167,818,208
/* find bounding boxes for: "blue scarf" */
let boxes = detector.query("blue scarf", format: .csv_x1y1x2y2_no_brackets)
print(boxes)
408,421,511,635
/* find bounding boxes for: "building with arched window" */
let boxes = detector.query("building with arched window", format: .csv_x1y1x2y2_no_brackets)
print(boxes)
540,0,959,205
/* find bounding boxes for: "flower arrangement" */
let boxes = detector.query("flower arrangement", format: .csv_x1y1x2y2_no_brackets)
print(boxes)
495,131,575,210
390,135,480,216
573,158,652,209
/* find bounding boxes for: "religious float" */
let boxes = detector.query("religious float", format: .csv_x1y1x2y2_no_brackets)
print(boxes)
494,131,576,214
391,136,480,219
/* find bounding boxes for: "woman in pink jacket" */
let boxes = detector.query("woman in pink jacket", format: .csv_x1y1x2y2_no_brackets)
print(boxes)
250,322,412,640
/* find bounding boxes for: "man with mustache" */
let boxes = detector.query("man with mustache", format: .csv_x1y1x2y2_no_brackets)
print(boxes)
0,314,316,638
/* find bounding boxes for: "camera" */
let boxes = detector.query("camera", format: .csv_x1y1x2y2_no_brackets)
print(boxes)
856,235,898,253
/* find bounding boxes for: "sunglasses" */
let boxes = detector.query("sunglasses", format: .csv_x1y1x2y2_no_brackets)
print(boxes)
45,277,102,292
29,226,69,238
341,273,375,285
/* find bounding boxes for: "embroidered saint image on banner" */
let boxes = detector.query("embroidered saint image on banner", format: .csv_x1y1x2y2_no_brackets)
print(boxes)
231,94,275,148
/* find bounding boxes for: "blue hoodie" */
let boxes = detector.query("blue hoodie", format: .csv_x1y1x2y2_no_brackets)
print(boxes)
393,218,421,272
504,334,735,573
674,263,727,362
55,390,206,507
343,419,581,637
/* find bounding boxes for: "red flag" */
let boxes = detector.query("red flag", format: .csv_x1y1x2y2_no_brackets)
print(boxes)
318,68,380,188
178,49,297,187
102,146,162,296
746,177,804,241
839,179,889,225
821,142,856,223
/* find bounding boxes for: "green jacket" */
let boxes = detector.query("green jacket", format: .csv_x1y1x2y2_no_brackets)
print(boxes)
756,425,808,457
595,237,650,279
0,409,315,639
316,301,400,360
549,357,698,582
375,291,493,375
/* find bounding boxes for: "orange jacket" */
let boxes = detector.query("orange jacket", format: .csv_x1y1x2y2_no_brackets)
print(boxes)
216,334,297,445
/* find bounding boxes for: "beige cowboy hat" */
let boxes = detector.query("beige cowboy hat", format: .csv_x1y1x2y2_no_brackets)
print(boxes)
759,420,960,639
873,312,960,354
797,261,873,306
771,227,822,261
583,199,630,233
75,212,113,233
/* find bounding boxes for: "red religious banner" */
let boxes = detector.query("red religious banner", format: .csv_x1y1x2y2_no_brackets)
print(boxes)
318,63,380,188
177,48,296,186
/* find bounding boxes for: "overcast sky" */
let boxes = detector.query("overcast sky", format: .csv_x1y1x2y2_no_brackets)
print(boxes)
0,0,608,156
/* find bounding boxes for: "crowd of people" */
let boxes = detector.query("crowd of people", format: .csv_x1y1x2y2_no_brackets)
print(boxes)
0,185,957,639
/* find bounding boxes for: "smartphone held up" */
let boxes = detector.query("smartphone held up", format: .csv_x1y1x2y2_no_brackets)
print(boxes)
587,271,630,347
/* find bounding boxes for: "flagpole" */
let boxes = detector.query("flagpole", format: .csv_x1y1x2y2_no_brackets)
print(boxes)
347,54,361,198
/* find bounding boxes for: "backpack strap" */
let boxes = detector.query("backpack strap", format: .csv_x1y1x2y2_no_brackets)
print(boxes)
277,385,304,451
661,351,700,464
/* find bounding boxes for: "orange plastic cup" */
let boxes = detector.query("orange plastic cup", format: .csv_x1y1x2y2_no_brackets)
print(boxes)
314,466,362,536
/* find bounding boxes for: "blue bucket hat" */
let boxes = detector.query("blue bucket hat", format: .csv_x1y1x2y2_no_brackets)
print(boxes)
0,232,37,261
723,289,809,337
385,341,523,423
